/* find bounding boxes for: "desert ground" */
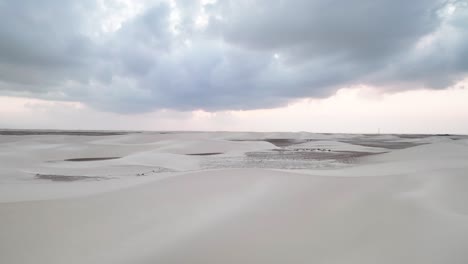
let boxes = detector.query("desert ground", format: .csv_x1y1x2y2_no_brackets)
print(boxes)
1,130,468,264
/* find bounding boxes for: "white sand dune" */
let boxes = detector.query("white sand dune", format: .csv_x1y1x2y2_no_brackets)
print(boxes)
153,139,276,155
1,132,468,264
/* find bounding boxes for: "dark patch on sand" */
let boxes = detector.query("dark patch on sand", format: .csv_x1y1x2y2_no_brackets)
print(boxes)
232,137,424,150
64,157,120,162
231,138,313,147
200,149,382,170
246,150,379,163
187,152,223,156
396,134,431,139
35,174,109,182
263,139,310,147
339,140,423,150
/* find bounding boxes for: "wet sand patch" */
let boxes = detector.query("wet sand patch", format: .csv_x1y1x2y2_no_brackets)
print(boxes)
230,138,312,147
263,139,310,147
187,153,223,156
396,134,431,139
35,174,110,182
247,150,380,162
339,140,423,150
200,149,381,170
64,157,121,162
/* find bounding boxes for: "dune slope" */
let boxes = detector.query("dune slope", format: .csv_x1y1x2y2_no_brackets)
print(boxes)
1,132,468,264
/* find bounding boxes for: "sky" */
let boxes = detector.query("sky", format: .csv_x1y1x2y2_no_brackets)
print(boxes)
0,0,467,133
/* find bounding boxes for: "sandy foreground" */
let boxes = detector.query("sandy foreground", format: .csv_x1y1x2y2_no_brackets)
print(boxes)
1,131,468,264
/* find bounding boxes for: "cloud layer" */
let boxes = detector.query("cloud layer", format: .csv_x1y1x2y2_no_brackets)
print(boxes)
0,0,467,112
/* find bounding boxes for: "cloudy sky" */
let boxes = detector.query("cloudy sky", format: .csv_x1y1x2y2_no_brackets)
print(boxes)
0,0,467,133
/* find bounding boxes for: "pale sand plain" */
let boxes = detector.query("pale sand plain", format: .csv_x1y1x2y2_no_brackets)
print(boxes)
1,130,468,264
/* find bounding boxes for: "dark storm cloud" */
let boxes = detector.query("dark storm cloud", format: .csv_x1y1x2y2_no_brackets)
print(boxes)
0,0,466,112
0,0,95,87
378,1,468,89
207,0,440,60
